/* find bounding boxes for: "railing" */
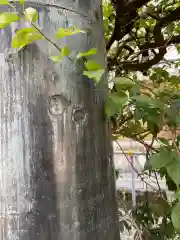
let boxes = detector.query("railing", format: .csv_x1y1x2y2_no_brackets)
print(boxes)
114,152,175,202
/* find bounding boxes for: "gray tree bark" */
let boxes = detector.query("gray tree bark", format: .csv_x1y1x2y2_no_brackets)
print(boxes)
0,1,120,239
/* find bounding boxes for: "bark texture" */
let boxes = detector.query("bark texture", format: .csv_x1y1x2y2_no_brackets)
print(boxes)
0,1,120,240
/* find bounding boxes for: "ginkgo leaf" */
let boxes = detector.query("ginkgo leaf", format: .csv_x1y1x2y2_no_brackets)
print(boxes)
56,26,85,39
12,27,44,50
24,7,38,23
50,46,70,62
0,0,9,4
84,60,102,71
83,69,104,83
76,48,97,59
50,56,62,62
61,46,70,57
0,12,19,29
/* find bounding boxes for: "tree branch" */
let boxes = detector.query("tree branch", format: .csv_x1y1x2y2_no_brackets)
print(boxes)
107,4,180,71
107,0,150,51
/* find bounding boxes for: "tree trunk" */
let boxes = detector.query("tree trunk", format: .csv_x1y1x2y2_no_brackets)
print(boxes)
0,1,120,239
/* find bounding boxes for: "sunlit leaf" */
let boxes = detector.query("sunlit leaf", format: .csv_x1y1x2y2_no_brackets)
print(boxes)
61,46,70,57
76,48,97,59
56,26,86,39
0,0,9,4
12,27,44,50
0,12,19,29
50,46,70,62
84,60,102,71
19,0,25,4
83,69,104,83
24,7,38,23
50,56,62,62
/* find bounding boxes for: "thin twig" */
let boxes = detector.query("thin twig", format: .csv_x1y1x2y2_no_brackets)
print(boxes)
116,140,158,191
31,23,75,64
44,3,90,19
31,23,62,52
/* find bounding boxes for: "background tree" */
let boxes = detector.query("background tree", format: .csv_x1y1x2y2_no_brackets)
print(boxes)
103,0,180,239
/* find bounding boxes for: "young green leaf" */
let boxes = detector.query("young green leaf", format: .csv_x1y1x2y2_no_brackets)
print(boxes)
50,56,62,62
19,0,25,4
61,46,70,57
56,26,86,39
0,12,19,29
12,27,44,50
50,46,70,62
76,48,97,59
83,69,104,83
171,202,180,232
0,0,9,4
24,7,38,23
84,60,102,71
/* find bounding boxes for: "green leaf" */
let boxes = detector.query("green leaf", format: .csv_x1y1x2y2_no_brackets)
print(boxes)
105,92,128,117
166,152,180,185
84,60,102,70
12,27,44,50
0,0,9,4
0,12,19,29
50,56,62,62
56,26,85,39
61,46,70,57
76,48,97,59
24,7,38,23
176,190,180,201
115,77,134,86
50,46,70,62
150,199,170,217
110,91,128,104
114,77,136,92
131,95,152,104
83,69,104,83
19,0,25,4
171,202,180,232
149,149,174,169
